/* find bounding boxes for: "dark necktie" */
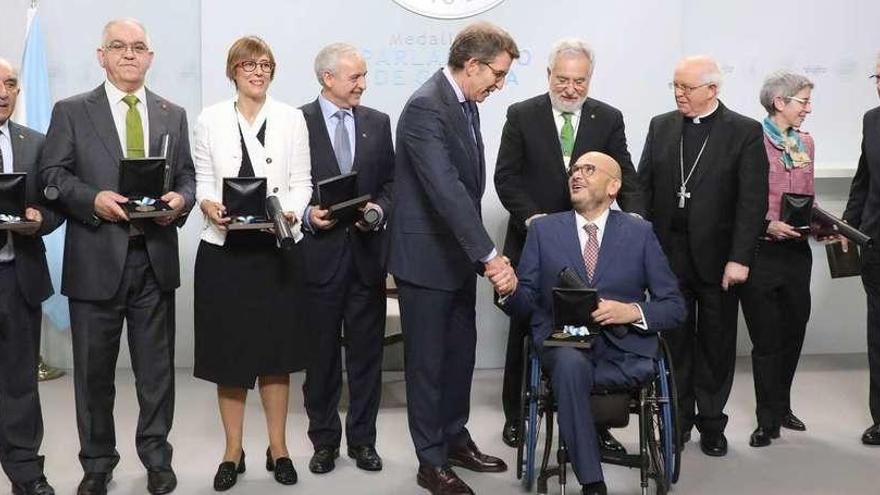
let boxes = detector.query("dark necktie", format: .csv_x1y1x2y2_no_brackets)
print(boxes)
460,101,478,147
0,133,7,250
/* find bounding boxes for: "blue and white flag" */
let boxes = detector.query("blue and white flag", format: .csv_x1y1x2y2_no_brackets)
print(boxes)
14,5,69,330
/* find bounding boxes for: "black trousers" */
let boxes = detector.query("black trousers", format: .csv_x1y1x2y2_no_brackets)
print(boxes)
397,276,476,468
861,247,880,425
302,246,385,449
69,242,175,474
501,314,529,423
739,240,811,428
0,262,45,485
664,233,739,434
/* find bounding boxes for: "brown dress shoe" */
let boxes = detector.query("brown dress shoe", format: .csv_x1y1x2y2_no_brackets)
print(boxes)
447,439,507,473
416,465,474,494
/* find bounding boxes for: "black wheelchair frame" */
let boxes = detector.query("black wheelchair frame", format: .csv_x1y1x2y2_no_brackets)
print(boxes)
516,334,681,495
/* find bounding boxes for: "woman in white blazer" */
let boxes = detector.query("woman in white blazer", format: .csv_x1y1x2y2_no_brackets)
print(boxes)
192,36,313,490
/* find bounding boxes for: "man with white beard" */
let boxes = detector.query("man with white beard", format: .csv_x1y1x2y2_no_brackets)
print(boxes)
494,38,643,452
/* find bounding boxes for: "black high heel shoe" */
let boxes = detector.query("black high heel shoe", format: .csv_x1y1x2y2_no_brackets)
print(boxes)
265,447,297,485
213,450,245,491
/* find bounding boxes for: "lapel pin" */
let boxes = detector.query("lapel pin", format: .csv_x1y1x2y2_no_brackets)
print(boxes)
18,134,25,140
266,157,272,164
362,132,367,138
161,103,168,110
590,114,595,119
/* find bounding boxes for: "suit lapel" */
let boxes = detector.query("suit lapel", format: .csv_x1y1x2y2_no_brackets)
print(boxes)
304,99,342,176
8,122,27,173
352,105,366,173
473,104,485,193
558,211,590,286
687,102,728,192
146,89,170,157
592,211,625,286
436,71,480,172
662,112,684,199
537,95,566,169
84,85,123,162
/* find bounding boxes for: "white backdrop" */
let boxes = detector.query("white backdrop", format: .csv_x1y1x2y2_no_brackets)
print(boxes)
0,0,878,368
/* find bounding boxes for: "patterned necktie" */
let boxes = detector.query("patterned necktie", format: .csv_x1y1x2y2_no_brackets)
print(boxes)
122,95,145,158
460,101,478,146
583,223,599,283
560,112,575,159
333,110,353,174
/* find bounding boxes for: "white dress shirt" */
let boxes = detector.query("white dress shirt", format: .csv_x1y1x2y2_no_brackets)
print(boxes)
0,120,14,261
104,80,149,157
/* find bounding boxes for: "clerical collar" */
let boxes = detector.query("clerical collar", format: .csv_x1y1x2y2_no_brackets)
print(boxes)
687,100,720,124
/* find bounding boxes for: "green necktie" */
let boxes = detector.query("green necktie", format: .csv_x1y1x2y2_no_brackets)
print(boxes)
560,112,574,158
123,94,145,158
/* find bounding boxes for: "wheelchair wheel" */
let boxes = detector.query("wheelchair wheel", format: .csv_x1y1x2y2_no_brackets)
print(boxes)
516,338,529,481
659,338,682,484
518,344,541,491
647,380,670,495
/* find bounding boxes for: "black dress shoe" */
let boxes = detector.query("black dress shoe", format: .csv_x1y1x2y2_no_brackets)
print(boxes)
749,426,780,448
213,451,245,491
266,448,298,485
348,445,383,471
77,472,112,495
782,411,806,431
12,476,55,495
308,446,339,474
502,420,520,448
147,468,177,495
447,439,507,473
581,480,608,495
862,424,880,445
597,428,625,453
699,431,728,457
416,465,474,494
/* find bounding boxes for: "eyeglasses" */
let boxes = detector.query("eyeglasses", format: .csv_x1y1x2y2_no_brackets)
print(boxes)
480,61,508,81
237,60,275,73
567,163,620,180
104,41,150,55
552,76,588,90
785,96,812,106
871,74,880,83
668,81,712,95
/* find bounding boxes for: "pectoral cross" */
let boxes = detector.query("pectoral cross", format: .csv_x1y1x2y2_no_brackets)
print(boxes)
677,184,691,208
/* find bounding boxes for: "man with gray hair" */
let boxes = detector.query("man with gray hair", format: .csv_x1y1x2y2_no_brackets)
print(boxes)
638,55,769,456
843,52,880,446
0,57,63,495
40,18,195,495
494,37,642,452
298,42,394,475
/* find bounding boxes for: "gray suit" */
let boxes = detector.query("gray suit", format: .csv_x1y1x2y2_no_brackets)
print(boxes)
0,121,63,485
40,84,195,473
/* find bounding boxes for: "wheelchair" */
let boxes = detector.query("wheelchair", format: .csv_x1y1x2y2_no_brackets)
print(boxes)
515,333,681,495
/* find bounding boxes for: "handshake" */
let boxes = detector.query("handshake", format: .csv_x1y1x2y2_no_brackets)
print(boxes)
485,255,517,296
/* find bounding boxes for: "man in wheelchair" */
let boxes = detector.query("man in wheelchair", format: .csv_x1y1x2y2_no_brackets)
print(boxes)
500,152,685,494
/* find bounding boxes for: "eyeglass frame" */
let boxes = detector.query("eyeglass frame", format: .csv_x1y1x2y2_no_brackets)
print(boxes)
567,163,621,180
103,41,151,56
871,74,880,83
479,61,508,81
236,60,276,74
668,81,713,95
783,95,812,106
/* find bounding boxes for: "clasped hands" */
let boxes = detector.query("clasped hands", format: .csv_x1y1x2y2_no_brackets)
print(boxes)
485,255,517,296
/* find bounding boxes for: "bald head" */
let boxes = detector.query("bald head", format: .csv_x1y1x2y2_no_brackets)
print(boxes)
0,57,20,125
576,151,621,180
568,151,622,217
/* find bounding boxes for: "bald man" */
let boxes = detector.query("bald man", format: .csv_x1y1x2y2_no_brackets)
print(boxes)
502,152,684,495
0,58,62,495
638,56,769,456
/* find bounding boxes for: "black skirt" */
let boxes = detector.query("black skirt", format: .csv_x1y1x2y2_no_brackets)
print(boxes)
193,231,313,388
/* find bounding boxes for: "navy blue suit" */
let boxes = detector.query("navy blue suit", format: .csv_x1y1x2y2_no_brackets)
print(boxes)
299,99,394,450
505,210,684,484
387,69,495,467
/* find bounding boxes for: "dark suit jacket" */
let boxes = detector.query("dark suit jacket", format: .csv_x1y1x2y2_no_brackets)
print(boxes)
299,99,394,286
844,106,880,237
505,210,684,357
40,84,196,301
6,121,64,306
495,94,645,264
388,69,494,291
638,102,769,284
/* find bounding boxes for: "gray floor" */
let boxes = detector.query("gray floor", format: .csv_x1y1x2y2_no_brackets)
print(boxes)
24,354,879,495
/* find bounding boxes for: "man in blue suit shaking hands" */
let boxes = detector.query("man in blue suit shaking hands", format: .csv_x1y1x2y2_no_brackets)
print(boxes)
502,151,685,495
387,21,519,495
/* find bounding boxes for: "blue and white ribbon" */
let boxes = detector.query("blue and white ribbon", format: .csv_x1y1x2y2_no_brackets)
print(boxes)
563,325,591,337
0,214,23,223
